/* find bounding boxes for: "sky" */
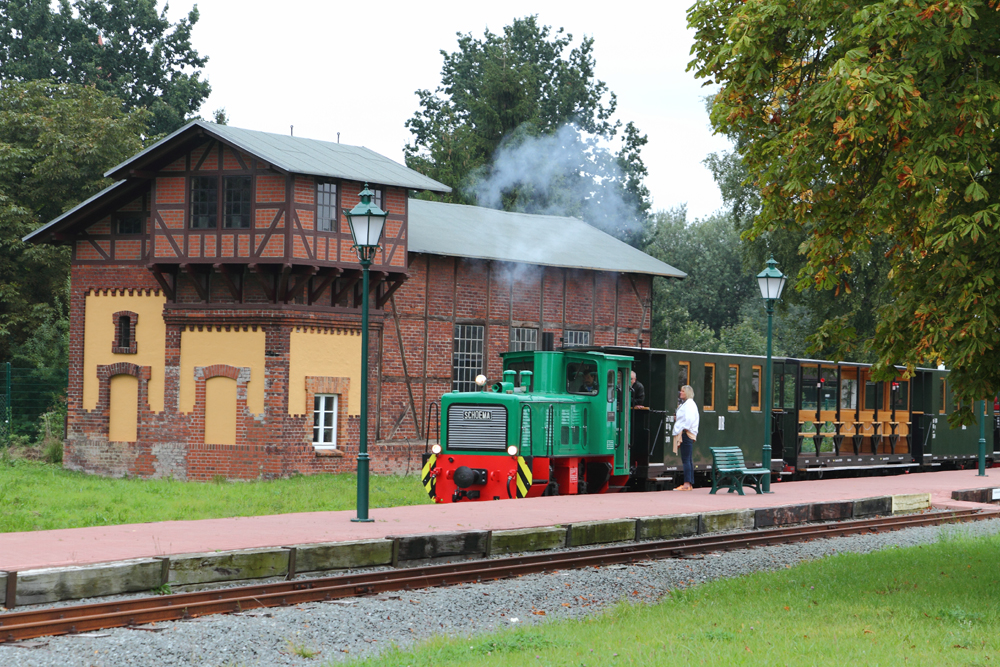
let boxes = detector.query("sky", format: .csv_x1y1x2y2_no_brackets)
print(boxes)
173,0,732,221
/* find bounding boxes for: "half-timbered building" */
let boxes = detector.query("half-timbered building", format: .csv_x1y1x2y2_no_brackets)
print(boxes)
26,121,683,480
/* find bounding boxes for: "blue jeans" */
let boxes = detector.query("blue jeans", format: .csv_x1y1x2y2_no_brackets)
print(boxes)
680,432,694,486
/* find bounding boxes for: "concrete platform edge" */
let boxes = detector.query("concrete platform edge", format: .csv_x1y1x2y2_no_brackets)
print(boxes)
0,493,989,608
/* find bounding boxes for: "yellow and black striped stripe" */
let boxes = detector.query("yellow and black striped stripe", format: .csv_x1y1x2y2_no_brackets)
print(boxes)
421,454,437,499
515,456,533,498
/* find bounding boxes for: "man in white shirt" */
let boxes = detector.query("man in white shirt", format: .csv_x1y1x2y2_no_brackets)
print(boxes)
672,384,699,491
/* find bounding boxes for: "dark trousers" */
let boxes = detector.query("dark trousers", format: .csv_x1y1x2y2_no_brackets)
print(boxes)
680,432,694,486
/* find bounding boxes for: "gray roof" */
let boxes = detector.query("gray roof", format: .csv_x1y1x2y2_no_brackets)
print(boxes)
407,199,685,278
106,120,451,193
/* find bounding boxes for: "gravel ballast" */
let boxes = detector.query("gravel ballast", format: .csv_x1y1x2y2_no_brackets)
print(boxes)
4,517,1000,666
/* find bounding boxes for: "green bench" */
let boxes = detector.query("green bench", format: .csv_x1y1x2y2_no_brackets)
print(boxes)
709,446,769,495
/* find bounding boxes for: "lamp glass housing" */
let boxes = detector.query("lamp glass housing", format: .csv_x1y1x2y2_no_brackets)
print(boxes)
344,184,387,250
756,257,787,301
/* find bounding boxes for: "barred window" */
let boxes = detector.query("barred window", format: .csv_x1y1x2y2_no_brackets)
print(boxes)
317,182,337,231
510,327,538,352
190,176,218,228
452,325,484,392
223,176,252,229
313,394,338,448
564,330,591,347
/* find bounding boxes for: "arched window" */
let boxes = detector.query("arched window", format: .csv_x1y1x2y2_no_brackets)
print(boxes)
112,311,138,354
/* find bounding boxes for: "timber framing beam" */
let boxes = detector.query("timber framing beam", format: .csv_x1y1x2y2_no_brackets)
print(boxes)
308,267,342,305
376,274,407,309
214,263,243,302
148,264,177,301
180,263,209,302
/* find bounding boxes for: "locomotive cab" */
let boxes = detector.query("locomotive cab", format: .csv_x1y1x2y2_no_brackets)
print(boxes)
421,349,635,503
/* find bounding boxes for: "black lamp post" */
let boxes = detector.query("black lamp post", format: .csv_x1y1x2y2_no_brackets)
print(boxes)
757,257,786,493
343,184,387,522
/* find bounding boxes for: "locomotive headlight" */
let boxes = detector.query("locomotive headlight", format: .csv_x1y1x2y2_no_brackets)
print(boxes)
431,444,442,454
475,374,488,387
507,445,518,456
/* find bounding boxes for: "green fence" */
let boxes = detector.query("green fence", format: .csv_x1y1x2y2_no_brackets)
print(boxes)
0,363,69,444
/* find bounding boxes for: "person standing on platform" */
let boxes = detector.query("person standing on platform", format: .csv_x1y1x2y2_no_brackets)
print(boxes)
672,384,699,491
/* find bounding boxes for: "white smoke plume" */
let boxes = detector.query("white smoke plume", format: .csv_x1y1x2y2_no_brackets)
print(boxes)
466,124,642,241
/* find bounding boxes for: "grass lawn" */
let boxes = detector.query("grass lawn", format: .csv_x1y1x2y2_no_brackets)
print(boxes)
0,456,430,533
345,529,1000,667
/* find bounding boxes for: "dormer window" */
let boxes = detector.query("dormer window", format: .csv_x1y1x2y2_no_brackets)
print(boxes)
112,311,138,354
190,176,252,229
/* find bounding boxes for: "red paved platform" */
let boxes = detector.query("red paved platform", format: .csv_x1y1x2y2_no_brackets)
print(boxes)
1,469,996,572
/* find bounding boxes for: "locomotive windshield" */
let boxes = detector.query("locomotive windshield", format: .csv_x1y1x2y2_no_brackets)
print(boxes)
566,361,599,395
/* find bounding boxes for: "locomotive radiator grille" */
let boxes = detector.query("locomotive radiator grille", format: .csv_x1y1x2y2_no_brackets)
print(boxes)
447,404,508,450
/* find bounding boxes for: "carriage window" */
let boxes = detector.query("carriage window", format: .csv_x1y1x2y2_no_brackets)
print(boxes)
840,378,858,410
783,367,797,409
751,366,762,411
703,364,715,411
607,370,615,403
801,365,818,410
566,361,599,395
864,381,884,411
891,380,909,410
819,367,838,411
939,379,947,414
728,364,739,410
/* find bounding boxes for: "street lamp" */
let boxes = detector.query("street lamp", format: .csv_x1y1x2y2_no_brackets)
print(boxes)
757,257,786,493
344,184,387,522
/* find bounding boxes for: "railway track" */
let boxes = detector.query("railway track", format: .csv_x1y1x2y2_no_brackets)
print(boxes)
0,508,992,643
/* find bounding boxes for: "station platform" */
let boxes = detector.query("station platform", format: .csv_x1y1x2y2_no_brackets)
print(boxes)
1,469,998,608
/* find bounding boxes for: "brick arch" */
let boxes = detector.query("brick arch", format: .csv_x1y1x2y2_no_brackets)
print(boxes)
111,310,138,354
91,361,152,440
192,365,251,447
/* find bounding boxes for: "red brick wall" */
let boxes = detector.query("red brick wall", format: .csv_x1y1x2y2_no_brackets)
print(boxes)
377,253,653,442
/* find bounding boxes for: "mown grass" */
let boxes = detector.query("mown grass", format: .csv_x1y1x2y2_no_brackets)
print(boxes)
345,529,1000,667
0,455,430,533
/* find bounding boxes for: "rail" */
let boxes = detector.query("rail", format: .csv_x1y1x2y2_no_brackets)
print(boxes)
0,509,993,643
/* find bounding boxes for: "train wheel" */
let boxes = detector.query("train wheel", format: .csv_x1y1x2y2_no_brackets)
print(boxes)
542,481,560,496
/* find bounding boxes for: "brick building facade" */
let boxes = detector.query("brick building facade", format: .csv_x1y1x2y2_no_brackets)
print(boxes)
27,121,682,481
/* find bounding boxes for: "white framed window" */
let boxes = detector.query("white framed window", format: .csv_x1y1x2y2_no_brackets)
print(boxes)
452,325,484,392
313,394,338,448
510,327,538,352
316,182,337,231
564,330,591,347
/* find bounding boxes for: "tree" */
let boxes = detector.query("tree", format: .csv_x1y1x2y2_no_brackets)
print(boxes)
405,16,650,244
0,0,210,135
688,0,1000,420
0,80,150,363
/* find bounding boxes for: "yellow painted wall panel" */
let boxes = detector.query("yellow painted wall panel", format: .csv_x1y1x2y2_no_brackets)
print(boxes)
108,374,138,442
179,330,265,415
204,376,237,445
83,294,166,412
288,330,361,416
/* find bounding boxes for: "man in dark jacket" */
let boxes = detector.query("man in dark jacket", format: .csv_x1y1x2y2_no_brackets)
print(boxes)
630,371,645,407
